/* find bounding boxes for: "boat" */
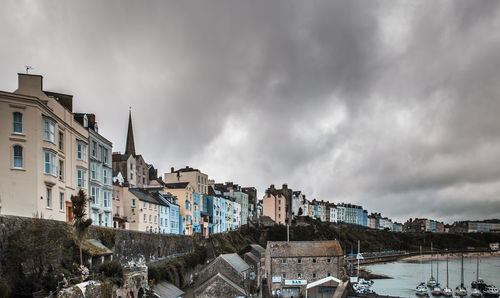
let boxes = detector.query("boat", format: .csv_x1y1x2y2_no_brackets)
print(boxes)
483,285,499,298
441,254,452,297
427,243,437,288
472,288,483,297
455,253,467,297
416,246,429,296
432,255,442,295
472,255,487,291
417,282,429,296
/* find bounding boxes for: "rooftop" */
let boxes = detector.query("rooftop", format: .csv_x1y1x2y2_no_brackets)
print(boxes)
268,240,343,258
220,253,250,273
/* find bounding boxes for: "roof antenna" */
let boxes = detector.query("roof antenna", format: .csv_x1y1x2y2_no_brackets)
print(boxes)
25,65,34,74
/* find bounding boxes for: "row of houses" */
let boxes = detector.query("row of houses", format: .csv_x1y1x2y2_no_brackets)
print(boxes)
261,184,404,232
0,73,260,236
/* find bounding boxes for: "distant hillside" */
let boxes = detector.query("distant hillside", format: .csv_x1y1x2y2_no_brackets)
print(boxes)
210,218,500,255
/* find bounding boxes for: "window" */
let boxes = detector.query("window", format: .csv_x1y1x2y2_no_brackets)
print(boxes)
154,216,157,224
143,202,146,208
43,118,55,143
327,258,331,263
297,259,302,264
297,273,302,279
130,163,133,170
149,215,152,223
13,145,23,168
91,141,97,158
278,200,281,205
144,214,147,223
116,206,119,214
91,163,97,180
312,273,317,278
103,148,109,164
282,274,287,279
59,192,64,210
90,187,97,204
149,203,152,210
132,199,136,207
312,259,317,264
103,191,109,208
13,112,23,133
44,150,56,176
282,259,287,264
58,132,64,151
77,141,87,161
46,187,52,208
103,169,109,184
77,167,87,188
104,215,108,227
58,160,64,180
154,205,157,211
327,273,331,277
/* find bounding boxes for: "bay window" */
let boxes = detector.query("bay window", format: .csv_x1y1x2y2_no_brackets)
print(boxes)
43,118,55,143
44,150,57,176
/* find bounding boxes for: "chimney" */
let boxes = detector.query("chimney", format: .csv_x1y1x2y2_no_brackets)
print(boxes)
171,167,174,173
14,73,46,98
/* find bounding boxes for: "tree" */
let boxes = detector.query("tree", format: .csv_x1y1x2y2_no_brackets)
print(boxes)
71,189,93,267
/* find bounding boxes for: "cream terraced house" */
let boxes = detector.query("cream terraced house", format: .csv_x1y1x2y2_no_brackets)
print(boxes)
0,73,89,222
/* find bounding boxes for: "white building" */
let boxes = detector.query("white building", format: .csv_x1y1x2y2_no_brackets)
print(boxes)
329,205,338,223
233,201,241,229
336,206,346,223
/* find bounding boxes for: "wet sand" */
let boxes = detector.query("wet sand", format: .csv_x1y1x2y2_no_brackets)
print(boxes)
402,251,500,262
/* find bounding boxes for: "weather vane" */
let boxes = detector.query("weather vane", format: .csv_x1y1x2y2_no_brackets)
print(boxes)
25,65,34,74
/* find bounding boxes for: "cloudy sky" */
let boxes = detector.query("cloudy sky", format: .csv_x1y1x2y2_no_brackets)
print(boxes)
2,0,500,223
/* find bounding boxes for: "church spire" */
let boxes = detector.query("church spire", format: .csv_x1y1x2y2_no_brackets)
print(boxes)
125,108,136,156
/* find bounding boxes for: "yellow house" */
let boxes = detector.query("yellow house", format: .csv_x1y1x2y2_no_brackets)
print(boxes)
122,188,164,233
0,74,89,222
164,182,195,235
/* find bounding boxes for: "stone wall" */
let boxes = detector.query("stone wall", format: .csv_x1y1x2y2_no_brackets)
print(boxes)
0,215,193,265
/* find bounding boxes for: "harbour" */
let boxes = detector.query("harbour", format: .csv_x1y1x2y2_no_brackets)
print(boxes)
364,256,500,297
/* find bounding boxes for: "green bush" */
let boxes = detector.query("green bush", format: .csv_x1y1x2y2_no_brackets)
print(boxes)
0,278,10,298
98,260,124,286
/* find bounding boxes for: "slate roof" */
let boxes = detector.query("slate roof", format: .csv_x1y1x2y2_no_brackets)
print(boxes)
128,188,168,206
220,253,250,273
250,244,266,255
154,281,184,298
196,273,246,296
268,240,343,258
164,182,190,189
244,251,259,264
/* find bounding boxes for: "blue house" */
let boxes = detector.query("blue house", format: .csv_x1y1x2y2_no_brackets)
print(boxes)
362,210,368,227
220,194,228,232
314,205,319,219
193,192,201,233
161,192,181,235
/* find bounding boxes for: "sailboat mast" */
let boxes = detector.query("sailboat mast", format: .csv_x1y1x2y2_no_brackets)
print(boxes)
446,254,449,288
476,254,479,281
461,253,464,286
436,254,439,284
430,242,434,278
357,240,360,280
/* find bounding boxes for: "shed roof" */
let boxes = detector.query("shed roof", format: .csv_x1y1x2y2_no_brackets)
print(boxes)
268,240,343,258
220,253,250,273
154,281,184,298
196,273,246,296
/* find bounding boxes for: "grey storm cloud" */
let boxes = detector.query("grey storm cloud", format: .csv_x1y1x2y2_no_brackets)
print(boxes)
1,0,500,223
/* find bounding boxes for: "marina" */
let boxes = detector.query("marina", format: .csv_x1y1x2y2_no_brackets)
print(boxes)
364,256,500,297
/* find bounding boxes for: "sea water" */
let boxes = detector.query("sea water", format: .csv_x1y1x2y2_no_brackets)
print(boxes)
364,256,500,297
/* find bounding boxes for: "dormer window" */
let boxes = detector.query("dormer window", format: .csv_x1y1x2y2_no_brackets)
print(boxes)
83,115,88,128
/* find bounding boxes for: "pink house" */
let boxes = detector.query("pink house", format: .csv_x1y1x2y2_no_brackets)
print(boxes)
112,181,128,229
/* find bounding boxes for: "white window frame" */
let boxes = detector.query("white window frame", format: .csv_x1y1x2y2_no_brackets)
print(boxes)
77,141,87,161
13,112,23,134
43,118,56,143
13,145,23,169
91,141,97,158
44,150,57,176
46,187,52,208
77,167,87,188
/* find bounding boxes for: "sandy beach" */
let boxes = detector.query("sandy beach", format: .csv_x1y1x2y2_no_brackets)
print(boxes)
401,251,500,262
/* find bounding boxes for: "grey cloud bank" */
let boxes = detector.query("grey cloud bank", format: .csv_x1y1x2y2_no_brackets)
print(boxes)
1,0,500,223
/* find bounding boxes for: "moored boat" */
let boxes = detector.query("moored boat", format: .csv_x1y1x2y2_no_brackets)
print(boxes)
455,253,467,297
483,285,499,298
441,254,452,297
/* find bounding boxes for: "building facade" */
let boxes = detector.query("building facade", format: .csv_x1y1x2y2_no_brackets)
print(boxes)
164,166,208,195
0,74,89,222
265,241,343,297
164,182,195,235
74,114,113,227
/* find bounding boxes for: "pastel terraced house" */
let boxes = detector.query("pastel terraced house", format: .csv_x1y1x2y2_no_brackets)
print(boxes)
0,74,89,222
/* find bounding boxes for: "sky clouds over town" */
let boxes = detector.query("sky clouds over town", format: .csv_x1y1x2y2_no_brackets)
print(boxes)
1,0,500,223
